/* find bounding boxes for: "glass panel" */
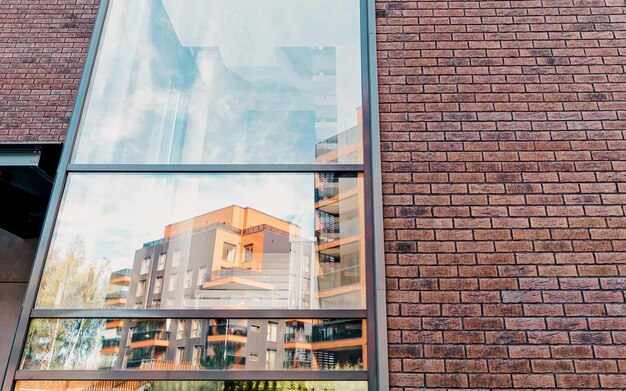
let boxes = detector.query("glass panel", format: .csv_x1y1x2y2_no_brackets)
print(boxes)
16,381,368,391
72,0,363,164
35,173,364,309
21,319,366,371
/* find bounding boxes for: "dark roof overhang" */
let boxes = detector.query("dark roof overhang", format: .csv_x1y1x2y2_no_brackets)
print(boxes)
0,143,62,238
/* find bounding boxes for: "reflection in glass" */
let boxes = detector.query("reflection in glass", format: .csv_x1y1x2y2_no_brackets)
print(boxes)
73,0,363,164
34,173,364,310
21,319,366,371
16,381,367,391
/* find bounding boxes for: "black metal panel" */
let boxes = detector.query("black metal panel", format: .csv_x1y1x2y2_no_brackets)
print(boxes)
0,144,62,238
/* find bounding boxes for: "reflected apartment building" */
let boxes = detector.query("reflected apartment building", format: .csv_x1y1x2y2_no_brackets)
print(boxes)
98,129,367,372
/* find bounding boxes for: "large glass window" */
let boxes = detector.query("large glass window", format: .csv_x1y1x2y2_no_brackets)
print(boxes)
34,173,365,310
16,381,368,391
72,0,363,165
20,318,366,371
7,0,380,389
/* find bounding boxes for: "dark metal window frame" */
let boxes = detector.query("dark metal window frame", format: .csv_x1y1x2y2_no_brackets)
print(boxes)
2,0,387,390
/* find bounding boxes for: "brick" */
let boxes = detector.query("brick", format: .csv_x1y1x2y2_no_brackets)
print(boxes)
556,374,600,388
532,360,575,373
552,345,594,358
425,374,468,388
469,374,512,388
512,374,556,388
403,359,445,373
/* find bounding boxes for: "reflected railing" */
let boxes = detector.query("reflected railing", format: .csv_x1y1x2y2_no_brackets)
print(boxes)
130,329,170,342
317,265,361,291
210,268,260,280
283,359,312,369
110,268,132,279
312,321,362,343
207,324,248,337
101,337,121,349
284,333,311,343
105,290,129,300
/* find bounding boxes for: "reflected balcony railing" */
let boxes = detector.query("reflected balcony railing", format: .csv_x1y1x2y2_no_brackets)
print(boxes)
130,329,170,343
283,359,312,369
316,220,360,245
317,265,361,291
315,126,360,160
105,290,129,300
284,333,311,343
312,322,362,343
210,268,260,280
203,354,246,369
207,324,248,337
315,185,339,201
101,337,121,349
315,228,339,244
110,269,132,279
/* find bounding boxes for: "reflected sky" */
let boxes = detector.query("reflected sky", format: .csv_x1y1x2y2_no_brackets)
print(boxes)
50,174,314,270
73,0,362,164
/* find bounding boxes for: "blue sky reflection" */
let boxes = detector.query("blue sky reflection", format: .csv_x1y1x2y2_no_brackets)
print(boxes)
73,0,362,164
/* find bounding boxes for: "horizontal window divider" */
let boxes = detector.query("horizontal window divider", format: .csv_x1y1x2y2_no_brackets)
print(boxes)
30,309,368,319
66,164,365,173
15,370,369,382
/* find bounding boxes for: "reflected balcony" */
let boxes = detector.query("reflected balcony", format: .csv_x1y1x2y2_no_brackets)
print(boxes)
109,268,132,285
104,290,129,307
284,333,311,343
207,324,248,344
312,321,363,345
203,268,273,291
317,265,361,292
203,354,246,370
105,319,125,329
129,329,170,348
100,337,121,354
284,359,312,369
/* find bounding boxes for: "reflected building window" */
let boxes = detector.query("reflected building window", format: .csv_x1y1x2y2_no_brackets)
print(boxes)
190,319,201,339
244,244,253,263
172,249,181,268
184,270,192,289
177,320,185,340
140,257,151,275
154,277,163,294
222,243,236,263
197,266,207,286
137,280,146,297
266,350,277,370
175,347,184,365
157,253,166,271
267,322,278,343
192,346,203,367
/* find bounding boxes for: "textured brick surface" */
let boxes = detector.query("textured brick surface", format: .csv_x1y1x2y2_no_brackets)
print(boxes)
378,0,626,389
0,0,98,142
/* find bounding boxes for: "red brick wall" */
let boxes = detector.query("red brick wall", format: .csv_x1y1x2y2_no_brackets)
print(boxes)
0,0,98,142
377,0,626,389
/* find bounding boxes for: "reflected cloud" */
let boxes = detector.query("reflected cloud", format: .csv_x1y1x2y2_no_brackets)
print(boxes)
52,174,314,268
73,0,362,164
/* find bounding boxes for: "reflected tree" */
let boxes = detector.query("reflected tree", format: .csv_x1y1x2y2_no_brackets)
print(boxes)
22,237,111,370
